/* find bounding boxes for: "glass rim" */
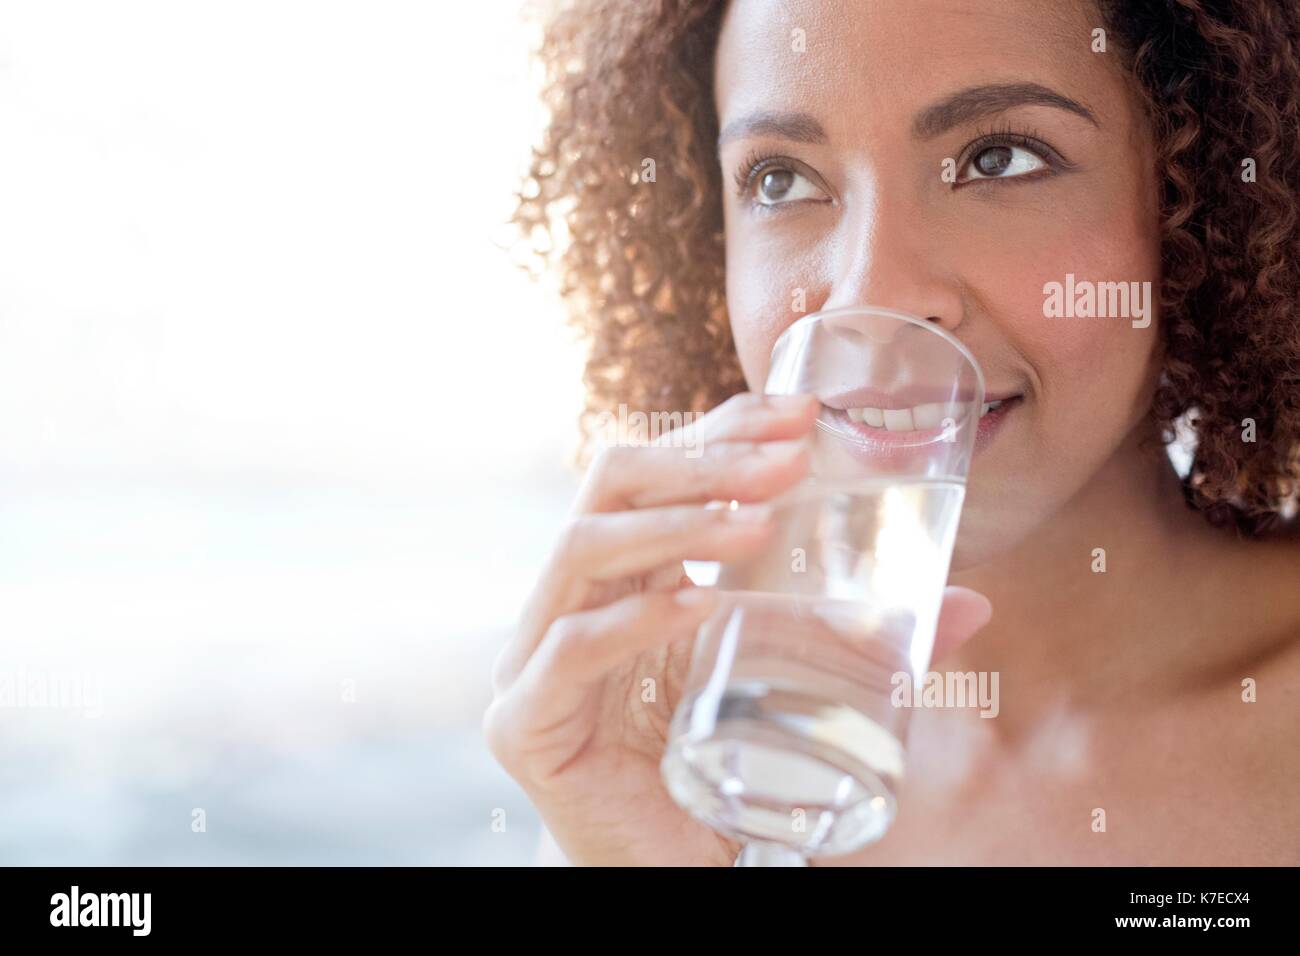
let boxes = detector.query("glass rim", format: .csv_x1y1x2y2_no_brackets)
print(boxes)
772,305,987,404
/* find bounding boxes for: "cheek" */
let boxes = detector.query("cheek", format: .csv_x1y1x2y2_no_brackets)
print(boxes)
725,225,826,390
984,202,1160,410
1017,312,1157,441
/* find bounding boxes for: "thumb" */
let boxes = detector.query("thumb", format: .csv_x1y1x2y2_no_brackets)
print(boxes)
932,585,993,660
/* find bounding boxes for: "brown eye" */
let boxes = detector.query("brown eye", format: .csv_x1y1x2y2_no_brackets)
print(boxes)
957,142,1047,184
975,146,1013,176
749,164,825,207
758,169,795,202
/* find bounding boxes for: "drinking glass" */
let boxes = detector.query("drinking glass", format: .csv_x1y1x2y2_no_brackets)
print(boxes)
660,305,985,863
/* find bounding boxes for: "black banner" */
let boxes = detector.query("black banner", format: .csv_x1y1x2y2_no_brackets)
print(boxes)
0,866,1288,942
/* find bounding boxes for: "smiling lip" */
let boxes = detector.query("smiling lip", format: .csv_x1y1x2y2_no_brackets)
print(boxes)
822,385,1021,410
817,393,1023,458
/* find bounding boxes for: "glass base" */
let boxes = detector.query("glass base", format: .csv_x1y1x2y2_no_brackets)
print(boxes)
734,842,809,866
661,679,901,858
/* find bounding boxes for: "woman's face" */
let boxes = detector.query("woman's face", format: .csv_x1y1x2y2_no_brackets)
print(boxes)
715,0,1163,568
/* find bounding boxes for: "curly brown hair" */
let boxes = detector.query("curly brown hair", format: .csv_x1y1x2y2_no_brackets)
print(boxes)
512,0,1300,535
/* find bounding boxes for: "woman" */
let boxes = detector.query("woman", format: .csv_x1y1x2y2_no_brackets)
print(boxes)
485,0,1300,865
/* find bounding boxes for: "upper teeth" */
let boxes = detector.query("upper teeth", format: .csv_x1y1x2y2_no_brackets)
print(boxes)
846,399,1006,431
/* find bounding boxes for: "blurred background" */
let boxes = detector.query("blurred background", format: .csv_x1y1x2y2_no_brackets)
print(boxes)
0,0,577,864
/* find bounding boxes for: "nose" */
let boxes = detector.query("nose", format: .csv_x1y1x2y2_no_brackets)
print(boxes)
820,199,964,335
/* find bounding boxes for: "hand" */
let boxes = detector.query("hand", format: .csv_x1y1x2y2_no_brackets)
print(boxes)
484,392,992,865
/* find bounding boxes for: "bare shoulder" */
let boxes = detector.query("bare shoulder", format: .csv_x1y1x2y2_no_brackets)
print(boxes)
1246,619,1300,711
1230,531,1300,704
1229,533,1300,787
1206,539,1300,862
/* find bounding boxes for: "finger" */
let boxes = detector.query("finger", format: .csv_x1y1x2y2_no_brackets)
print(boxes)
498,505,773,688
531,586,719,689
576,392,818,513
579,437,811,513
486,587,721,766
688,391,821,444
932,586,993,659
557,502,775,586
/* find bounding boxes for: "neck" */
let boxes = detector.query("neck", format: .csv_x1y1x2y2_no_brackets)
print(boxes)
947,418,1237,732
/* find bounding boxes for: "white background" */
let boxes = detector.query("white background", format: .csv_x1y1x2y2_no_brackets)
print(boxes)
0,0,582,864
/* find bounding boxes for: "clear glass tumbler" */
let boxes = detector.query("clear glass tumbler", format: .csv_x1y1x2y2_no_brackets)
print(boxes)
660,306,985,862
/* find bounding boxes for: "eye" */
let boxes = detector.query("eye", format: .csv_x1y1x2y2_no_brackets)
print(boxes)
752,165,824,206
733,152,830,210
956,143,1049,184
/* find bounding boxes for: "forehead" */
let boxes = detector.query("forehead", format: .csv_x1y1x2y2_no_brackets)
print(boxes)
714,0,1107,130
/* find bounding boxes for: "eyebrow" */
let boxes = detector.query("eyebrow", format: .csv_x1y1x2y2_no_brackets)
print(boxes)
913,82,1098,138
716,110,828,150
717,82,1098,153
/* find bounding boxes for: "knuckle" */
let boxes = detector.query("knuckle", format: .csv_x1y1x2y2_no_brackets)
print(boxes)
696,393,748,432
694,392,766,444
702,438,755,481
554,514,595,560
488,645,515,696
676,441,739,501
543,614,590,666
587,444,633,487
481,697,518,768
